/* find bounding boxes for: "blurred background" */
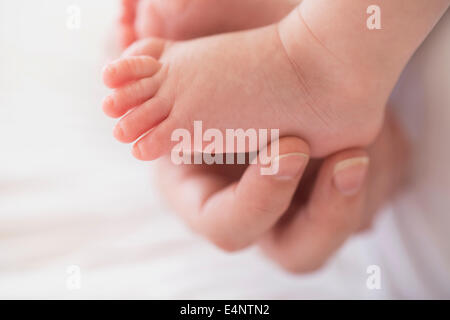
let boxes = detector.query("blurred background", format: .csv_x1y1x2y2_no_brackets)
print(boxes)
0,0,448,299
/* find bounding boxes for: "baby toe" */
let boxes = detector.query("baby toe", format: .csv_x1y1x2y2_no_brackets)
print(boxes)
103,56,161,88
118,23,137,50
102,76,161,118
122,37,169,59
114,97,171,143
132,117,180,161
120,0,138,23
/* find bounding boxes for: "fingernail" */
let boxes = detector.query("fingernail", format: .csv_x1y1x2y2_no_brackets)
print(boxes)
272,153,309,180
333,157,369,196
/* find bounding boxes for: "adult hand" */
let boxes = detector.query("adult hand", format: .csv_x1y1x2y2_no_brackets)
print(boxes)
156,113,408,272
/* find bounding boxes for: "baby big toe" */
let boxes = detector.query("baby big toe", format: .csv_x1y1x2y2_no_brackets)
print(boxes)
132,118,179,161
114,97,171,143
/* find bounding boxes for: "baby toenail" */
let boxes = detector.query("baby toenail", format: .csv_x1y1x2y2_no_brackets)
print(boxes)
132,143,142,158
103,96,114,109
103,64,116,76
113,123,124,139
108,65,117,76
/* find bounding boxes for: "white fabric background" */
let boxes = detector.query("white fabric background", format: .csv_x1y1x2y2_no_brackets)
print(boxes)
377,8,450,299
0,0,448,299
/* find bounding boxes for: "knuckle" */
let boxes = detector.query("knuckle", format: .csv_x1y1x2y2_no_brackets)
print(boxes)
243,198,282,219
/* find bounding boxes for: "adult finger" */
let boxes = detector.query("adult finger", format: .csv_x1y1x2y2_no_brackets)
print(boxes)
156,137,311,252
260,149,370,273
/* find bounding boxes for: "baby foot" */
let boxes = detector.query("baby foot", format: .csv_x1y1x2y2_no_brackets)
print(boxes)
119,0,300,48
118,0,139,49
104,9,387,160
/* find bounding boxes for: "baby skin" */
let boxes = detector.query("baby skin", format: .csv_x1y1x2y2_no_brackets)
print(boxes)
106,0,448,160
119,0,301,47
